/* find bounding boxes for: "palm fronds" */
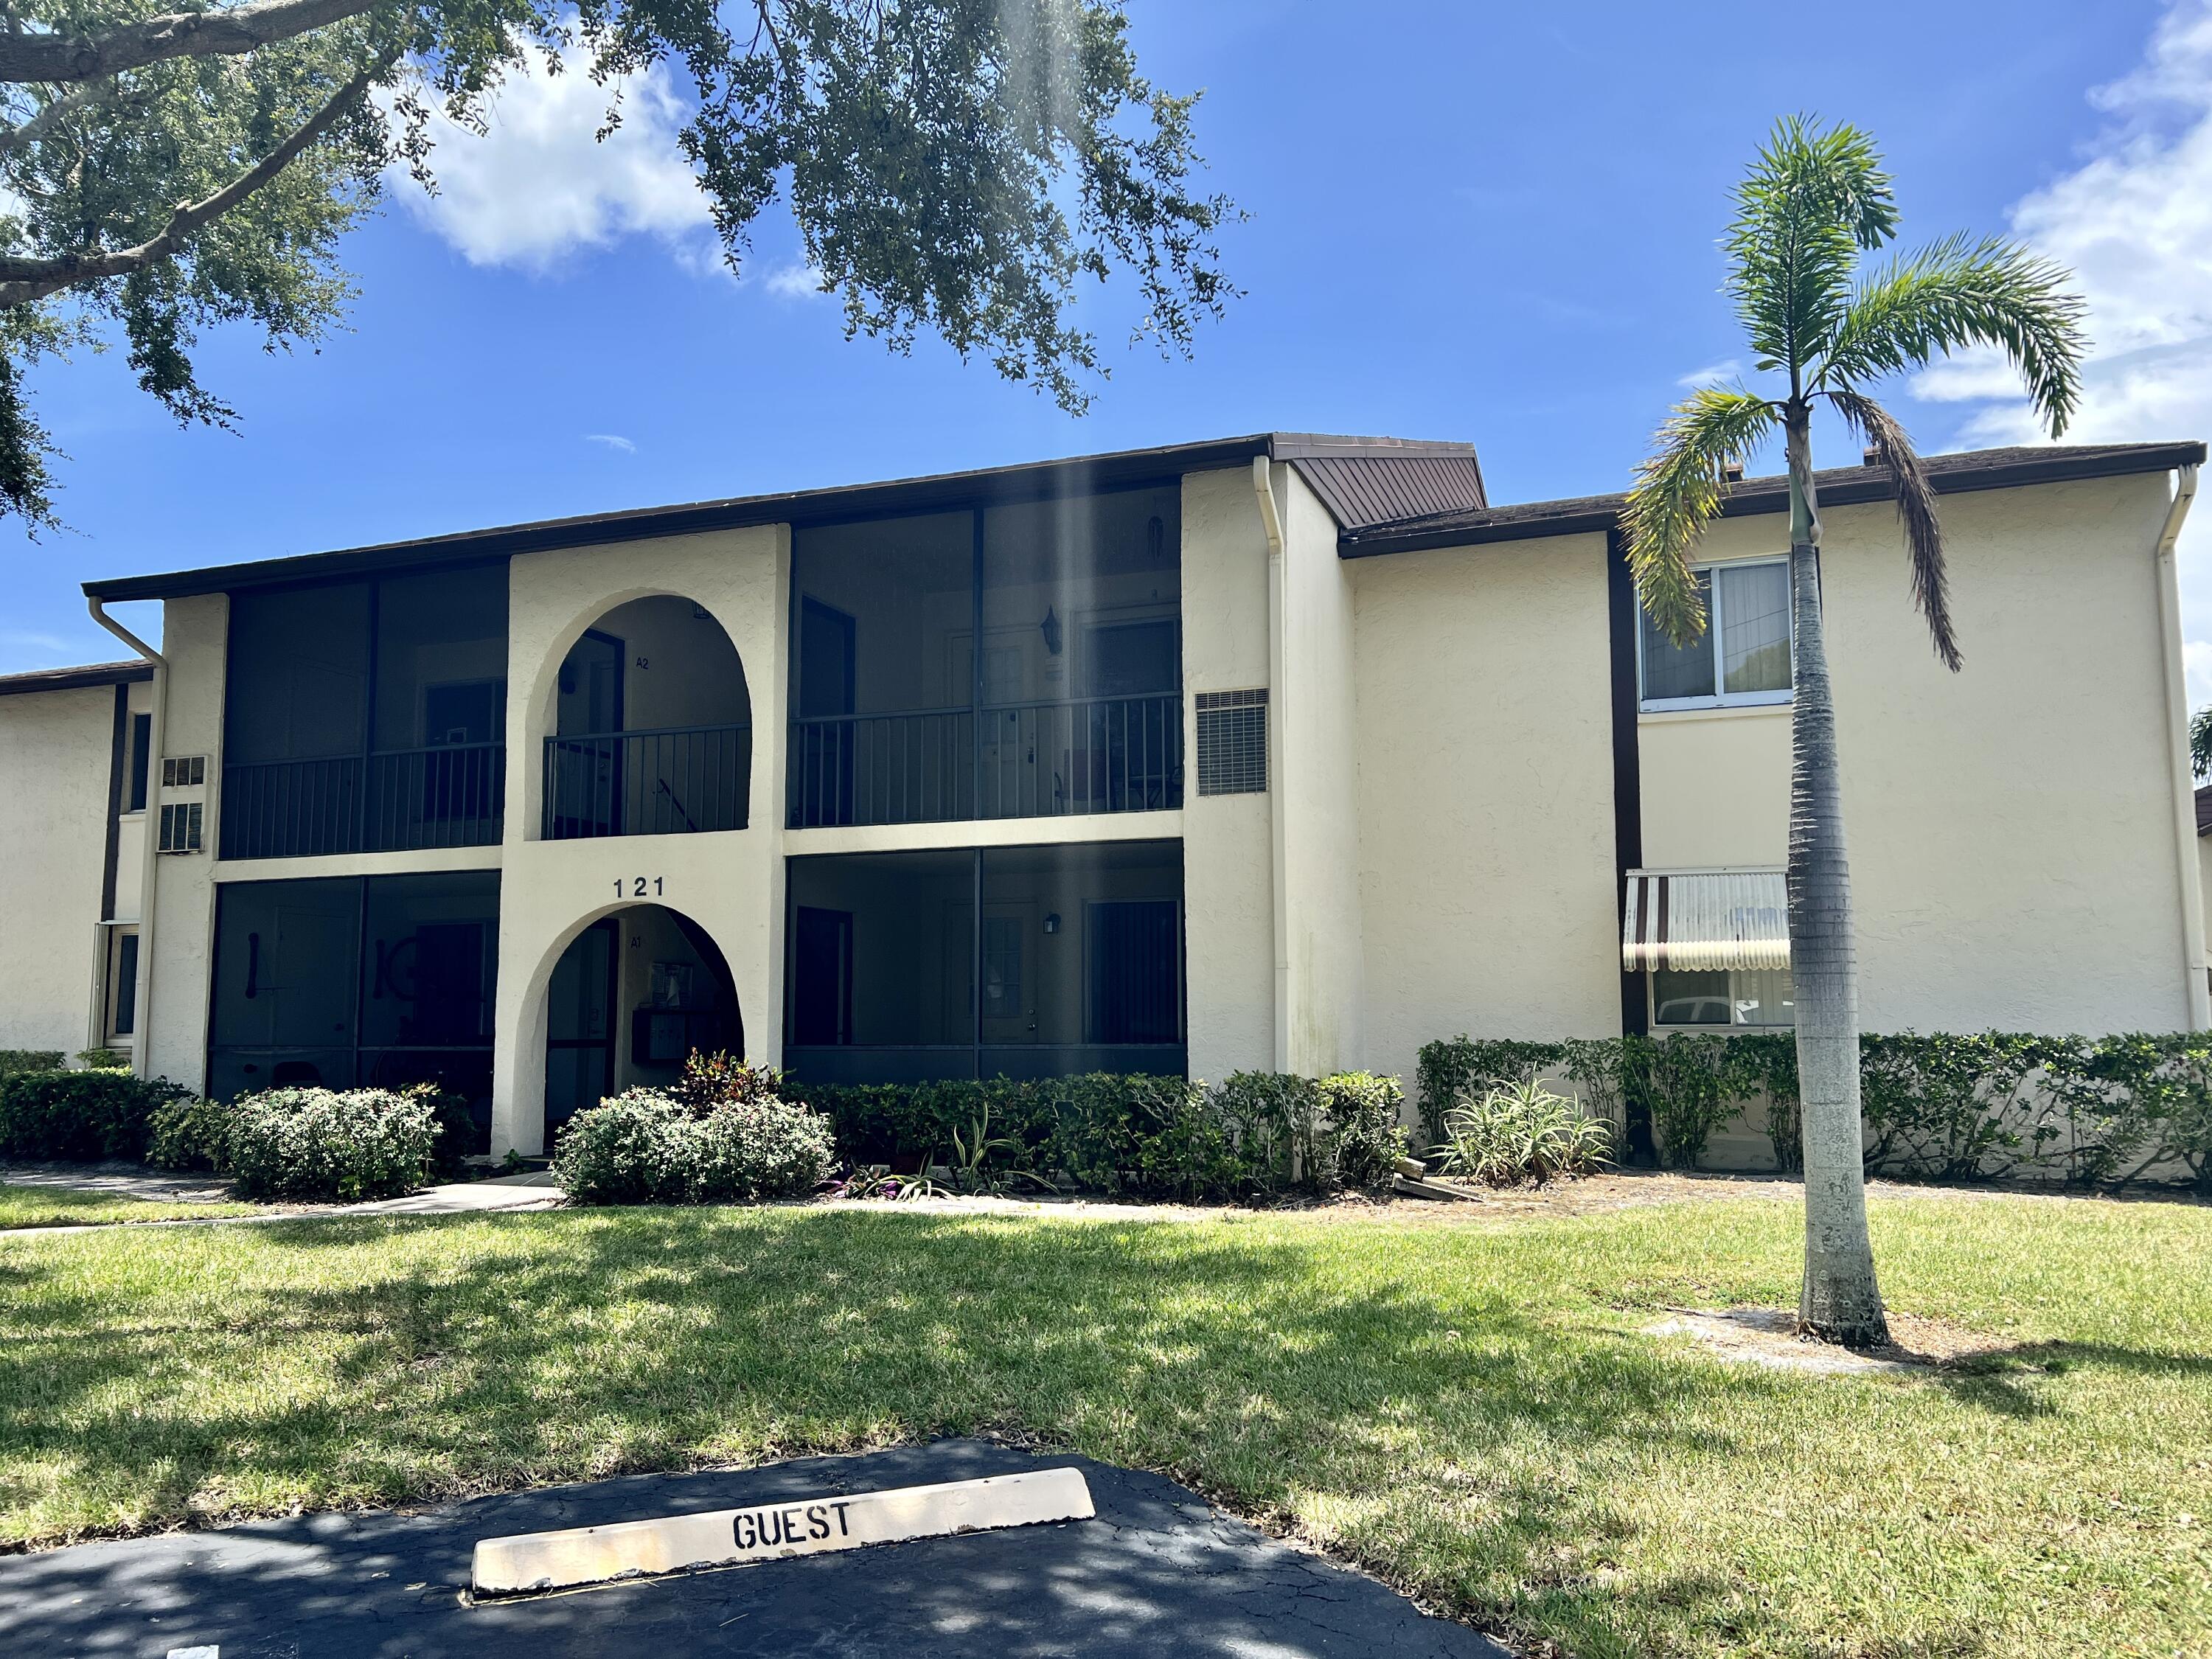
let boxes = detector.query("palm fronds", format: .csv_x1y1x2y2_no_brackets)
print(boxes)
1818,233,2087,435
1622,386,1780,645
1724,116,1897,378
1828,386,1958,670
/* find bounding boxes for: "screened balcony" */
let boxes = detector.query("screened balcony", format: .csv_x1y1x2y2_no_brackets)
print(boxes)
540,596,752,841
219,565,508,860
787,488,1183,829
782,838,1186,1084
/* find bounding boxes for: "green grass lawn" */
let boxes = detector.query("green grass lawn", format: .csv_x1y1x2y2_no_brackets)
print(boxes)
1,1194,2205,1658
0,1180,263,1228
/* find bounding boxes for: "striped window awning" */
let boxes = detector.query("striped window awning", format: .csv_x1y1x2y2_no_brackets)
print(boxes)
1621,869,1790,973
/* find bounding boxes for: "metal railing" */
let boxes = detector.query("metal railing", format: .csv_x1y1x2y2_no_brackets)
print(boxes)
542,722,751,840
220,742,505,860
788,693,1182,828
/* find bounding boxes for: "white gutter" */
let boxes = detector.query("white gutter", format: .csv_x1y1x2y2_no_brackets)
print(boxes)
88,597,165,1079
2154,462,2207,1029
1251,456,1290,1071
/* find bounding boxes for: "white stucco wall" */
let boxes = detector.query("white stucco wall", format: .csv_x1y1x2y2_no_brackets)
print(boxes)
1644,473,2191,1034
1178,465,1275,1083
1350,530,1622,1091
0,684,118,1056
1277,467,1366,1076
142,594,228,1091
492,523,788,1153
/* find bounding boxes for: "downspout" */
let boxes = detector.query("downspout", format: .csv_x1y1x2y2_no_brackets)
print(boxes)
1251,456,1291,1072
88,597,166,1079
2154,463,2206,1029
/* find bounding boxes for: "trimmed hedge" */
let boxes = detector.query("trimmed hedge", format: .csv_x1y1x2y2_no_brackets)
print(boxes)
225,1087,442,1201
0,1051,65,1079
1416,1030,2212,1190
0,1069,191,1161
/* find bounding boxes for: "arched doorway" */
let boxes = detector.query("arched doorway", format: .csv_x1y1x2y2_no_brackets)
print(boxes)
543,595,751,840
543,902,742,1136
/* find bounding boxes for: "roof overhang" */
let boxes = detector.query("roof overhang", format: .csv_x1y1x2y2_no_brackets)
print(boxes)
83,431,1481,604
1342,440,2210,559
0,659,153,698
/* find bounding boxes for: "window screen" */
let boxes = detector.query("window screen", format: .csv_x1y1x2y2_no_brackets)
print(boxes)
1195,689,1267,795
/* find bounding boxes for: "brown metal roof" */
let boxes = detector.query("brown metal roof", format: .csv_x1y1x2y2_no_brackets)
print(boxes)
1339,441,2208,557
1290,451,1486,529
83,431,1481,603
0,658,153,697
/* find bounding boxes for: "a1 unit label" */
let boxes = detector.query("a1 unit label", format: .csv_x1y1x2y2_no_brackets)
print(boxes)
470,1467,1095,1596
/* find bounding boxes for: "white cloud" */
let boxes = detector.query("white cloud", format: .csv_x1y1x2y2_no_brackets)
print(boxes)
392,52,712,271
1677,358,1743,389
764,261,827,299
584,433,636,453
1,628,71,655
1913,1,2212,706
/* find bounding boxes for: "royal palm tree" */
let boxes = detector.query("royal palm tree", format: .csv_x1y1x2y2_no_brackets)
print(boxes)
1624,119,2086,1345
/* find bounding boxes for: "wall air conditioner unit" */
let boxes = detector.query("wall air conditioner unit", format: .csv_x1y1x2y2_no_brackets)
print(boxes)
157,801,204,854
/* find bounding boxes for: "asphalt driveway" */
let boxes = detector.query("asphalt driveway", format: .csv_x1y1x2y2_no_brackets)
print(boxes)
0,1440,1509,1658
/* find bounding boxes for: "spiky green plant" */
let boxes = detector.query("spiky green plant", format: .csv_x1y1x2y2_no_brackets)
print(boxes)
1622,116,2086,1345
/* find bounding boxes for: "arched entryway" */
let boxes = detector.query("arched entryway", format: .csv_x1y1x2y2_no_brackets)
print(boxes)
542,594,752,840
543,902,742,1137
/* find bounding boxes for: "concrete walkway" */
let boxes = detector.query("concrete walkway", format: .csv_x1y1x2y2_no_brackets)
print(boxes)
0,1164,565,1231
0,1441,1508,1658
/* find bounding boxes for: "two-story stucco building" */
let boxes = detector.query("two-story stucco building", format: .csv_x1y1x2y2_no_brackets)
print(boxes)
1,431,2202,1161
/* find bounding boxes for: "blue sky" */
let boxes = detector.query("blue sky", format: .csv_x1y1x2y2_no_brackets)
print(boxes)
7,0,2211,691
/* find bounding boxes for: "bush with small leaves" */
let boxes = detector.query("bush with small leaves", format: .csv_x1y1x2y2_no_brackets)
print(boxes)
225,1087,441,1202
0,1068,190,1162
553,1087,837,1206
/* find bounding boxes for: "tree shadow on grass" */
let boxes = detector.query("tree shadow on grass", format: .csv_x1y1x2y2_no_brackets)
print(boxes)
1,1206,2183,1654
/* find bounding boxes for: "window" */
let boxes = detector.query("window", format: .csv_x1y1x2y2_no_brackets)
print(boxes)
1649,967,1794,1029
126,714,150,812
108,929,139,1038
1639,559,1792,709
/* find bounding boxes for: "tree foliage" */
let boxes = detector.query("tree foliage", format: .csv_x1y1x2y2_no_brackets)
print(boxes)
0,0,1237,526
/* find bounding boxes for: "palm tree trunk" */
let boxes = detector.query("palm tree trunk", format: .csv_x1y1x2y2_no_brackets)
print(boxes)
1784,405,1890,1346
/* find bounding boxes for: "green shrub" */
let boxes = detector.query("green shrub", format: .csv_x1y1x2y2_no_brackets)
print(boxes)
1436,1077,1612,1185
1211,1071,1322,1188
145,1091,234,1172
74,1048,132,1071
1415,1038,1566,1152
0,1050,65,1079
1317,1071,1406,1189
1622,1034,1750,1170
0,1069,190,1161
2040,1032,2212,1194
553,1088,835,1206
1858,1032,2054,1181
225,1087,441,1201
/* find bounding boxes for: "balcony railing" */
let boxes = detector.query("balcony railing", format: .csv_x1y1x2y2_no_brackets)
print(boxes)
789,692,1182,828
542,722,751,840
220,743,505,860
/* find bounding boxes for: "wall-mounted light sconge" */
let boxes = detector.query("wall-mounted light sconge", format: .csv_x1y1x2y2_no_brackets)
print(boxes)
1042,912,1061,935
1040,605,1062,655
